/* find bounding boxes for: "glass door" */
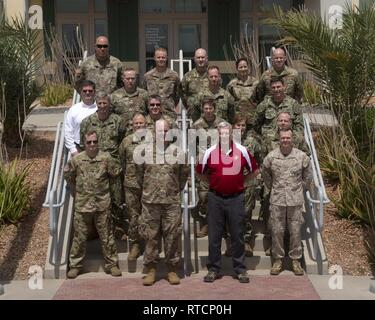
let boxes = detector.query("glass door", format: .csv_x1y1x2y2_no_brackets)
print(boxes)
140,22,172,75
173,21,207,74
56,18,89,81
140,20,207,76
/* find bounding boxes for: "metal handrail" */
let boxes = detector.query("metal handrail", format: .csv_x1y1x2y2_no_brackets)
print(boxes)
303,114,330,229
173,50,198,275
303,113,330,263
43,51,87,263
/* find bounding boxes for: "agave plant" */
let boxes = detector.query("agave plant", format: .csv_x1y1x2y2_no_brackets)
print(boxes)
0,160,30,223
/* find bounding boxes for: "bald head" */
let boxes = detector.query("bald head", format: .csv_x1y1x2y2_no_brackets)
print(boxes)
95,36,110,62
194,48,208,72
272,48,287,72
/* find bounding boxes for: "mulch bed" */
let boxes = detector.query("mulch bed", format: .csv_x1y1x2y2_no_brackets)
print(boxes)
0,132,54,280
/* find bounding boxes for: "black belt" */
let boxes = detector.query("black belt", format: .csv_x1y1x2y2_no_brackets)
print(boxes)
209,189,243,199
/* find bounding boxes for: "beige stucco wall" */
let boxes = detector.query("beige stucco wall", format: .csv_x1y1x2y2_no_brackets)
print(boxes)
4,0,26,20
4,0,43,20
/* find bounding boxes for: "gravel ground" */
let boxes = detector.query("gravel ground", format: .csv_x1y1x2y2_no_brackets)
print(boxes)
0,132,54,281
322,184,374,276
0,134,374,279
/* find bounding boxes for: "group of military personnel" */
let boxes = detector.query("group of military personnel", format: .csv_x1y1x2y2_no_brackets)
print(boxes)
63,35,311,283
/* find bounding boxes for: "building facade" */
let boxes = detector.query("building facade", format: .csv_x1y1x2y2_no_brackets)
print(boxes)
2,0,363,78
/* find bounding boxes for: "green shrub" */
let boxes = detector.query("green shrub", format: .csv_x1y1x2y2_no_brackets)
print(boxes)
0,16,43,144
303,81,322,105
272,0,375,265
0,160,30,223
317,124,375,223
40,83,73,107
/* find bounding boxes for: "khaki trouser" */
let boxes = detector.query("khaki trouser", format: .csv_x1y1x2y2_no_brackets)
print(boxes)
270,204,304,260
139,202,182,266
69,210,118,270
125,187,142,243
110,175,127,237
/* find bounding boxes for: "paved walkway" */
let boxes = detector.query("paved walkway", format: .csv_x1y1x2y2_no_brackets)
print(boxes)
1,271,374,300
22,106,338,132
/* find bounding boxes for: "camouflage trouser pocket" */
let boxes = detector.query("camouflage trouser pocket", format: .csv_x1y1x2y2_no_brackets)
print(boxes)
137,214,148,239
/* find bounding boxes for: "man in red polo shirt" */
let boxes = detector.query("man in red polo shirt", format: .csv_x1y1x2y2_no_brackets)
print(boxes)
196,121,259,283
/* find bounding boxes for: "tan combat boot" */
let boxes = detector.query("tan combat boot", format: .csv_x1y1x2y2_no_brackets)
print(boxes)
245,243,253,257
167,265,180,285
270,259,283,275
143,263,156,286
67,268,80,279
292,260,304,276
196,224,208,238
110,266,122,277
128,243,141,261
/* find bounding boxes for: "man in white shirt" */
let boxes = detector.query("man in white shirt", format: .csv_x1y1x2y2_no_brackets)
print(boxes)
65,80,97,156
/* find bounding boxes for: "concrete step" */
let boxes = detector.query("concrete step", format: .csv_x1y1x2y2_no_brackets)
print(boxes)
82,248,280,274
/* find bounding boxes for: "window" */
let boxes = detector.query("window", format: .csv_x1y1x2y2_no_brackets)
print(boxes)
258,0,293,13
55,0,108,80
240,0,301,70
140,0,207,13
140,0,172,13
56,0,89,13
55,0,108,46
139,0,208,75
175,0,207,13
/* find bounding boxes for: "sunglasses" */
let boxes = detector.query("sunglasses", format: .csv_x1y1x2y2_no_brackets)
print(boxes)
82,89,94,93
149,103,161,107
86,140,98,145
96,44,108,48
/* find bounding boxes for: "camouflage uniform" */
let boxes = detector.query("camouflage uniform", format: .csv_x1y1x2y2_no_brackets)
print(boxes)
254,95,304,161
254,95,304,244
64,150,121,270
227,76,258,128
197,87,235,124
138,144,188,267
180,68,209,122
263,130,310,157
75,55,123,94
110,87,148,136
262,147,312,260
80,113,127,238
242,131,262,243
255,66,304,104
142,68,181,120
192,116,224,228
119,133,144,246
144,114,176,131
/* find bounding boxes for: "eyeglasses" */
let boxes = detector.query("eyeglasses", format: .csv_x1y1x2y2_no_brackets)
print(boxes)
82,89,94,93
85,140,98,145
149,103,161,107
96,44,108,49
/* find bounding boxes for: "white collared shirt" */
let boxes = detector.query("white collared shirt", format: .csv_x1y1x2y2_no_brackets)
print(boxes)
64,101,97,154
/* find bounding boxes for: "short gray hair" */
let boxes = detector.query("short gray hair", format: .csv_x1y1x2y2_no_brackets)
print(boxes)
217,121,232,130
95,91,111,103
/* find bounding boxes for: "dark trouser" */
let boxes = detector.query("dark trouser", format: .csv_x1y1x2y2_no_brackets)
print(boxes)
207,191,247,275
